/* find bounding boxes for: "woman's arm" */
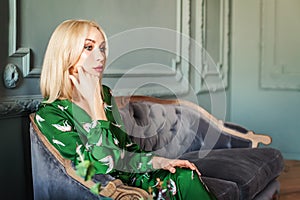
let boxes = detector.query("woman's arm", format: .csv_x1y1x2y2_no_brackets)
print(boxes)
107,87,201,176
35,102,155,175
69,66,107,121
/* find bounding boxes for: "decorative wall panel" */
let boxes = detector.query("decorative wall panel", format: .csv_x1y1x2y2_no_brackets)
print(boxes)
4,0,192,96
0,0,41,118
1,0,192,118
260,0,300,90
193,0,230,94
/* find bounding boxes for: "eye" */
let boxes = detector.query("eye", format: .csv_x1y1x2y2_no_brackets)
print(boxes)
84,45,94,51
99,47,106,53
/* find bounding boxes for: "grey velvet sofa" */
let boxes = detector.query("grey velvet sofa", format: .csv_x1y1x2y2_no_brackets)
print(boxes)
29,95,284,200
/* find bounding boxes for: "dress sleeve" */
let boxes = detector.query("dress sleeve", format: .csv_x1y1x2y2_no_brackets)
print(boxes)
89,86,154,173
85,120,155,174
86,86,156,174
34,104,80,160
35,99,155,176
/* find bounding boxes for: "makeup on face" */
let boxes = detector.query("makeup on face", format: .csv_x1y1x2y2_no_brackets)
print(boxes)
75,27,106,76
83,41,106,75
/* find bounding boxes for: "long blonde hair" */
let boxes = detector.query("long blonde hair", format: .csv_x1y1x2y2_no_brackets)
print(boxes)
40,19,108,103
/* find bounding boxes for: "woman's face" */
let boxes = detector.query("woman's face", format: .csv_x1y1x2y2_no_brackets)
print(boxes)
71,27,106,77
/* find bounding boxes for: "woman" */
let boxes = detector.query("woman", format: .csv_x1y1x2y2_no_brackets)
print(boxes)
35,19,215,199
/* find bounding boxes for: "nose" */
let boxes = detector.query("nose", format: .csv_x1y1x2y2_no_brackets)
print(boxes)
95,48,105,62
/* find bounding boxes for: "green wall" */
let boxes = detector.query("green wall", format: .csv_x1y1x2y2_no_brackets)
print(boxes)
230,0,300,159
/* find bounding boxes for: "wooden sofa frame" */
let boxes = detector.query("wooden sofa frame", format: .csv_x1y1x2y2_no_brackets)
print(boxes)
29,95,272,199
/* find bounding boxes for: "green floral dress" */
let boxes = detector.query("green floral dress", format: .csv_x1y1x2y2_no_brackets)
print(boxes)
35,85,215,200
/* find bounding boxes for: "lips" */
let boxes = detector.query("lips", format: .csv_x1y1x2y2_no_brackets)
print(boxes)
93,66,103,72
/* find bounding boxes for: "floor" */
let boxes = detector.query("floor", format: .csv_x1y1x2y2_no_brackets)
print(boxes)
278,160,300,200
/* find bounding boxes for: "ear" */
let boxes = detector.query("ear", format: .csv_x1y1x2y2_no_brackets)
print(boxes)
69,66,78,75
68,66,79,81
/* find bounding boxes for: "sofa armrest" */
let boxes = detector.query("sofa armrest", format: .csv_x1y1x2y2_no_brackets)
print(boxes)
29,113,150,200
223,122,271,147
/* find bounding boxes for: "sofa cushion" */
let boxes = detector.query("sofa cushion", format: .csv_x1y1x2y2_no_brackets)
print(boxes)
202,177,240,200
181,148,284,200
253,180,280,200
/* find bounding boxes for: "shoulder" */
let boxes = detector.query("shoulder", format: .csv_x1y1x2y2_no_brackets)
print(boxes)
36,99,71,116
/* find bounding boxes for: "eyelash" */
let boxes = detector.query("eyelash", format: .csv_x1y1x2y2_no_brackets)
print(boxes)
84,45,93,51
84,45,106,53
99,47,106,53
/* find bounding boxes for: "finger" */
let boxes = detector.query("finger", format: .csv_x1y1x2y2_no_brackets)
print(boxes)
78,65,100,83
176,160,199,174
69,75,79,88
194,168,201,176
189,163,201,176
77,65,84,72
161,159,175,173
178,161,202,176
186,161,196,170
188,162,201,176
176,160,195,169
190,163,197,171
77,66,85,80
187,162,201,176
168,166,176,173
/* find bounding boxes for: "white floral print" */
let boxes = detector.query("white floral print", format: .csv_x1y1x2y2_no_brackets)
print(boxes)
52,120,72,132
99,155,114,173
82,120,98,133
35,114,45,127
57,105,68,111
52,139,66,147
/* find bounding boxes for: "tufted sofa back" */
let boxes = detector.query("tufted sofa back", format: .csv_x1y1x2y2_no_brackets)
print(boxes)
115,96,252,159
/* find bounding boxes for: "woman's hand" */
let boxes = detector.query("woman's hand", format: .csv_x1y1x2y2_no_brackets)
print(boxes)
69,66,106,120
152,156,201,176
69,66,100,100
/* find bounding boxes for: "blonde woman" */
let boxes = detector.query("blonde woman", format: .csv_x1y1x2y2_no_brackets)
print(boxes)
35,19,215,199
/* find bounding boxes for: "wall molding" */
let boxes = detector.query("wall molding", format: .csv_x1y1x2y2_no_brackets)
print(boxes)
0,0,41,118
1,0,192,116
0,95,42,119
260,0,300,90
7,0,41,80
106,0,191,96
6,0,191,97
193,0,230,93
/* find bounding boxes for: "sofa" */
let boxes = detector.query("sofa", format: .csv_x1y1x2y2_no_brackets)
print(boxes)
29,95,284,200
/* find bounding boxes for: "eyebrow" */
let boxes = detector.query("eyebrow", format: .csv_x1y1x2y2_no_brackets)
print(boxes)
85,39,106,47
85,39,96,43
